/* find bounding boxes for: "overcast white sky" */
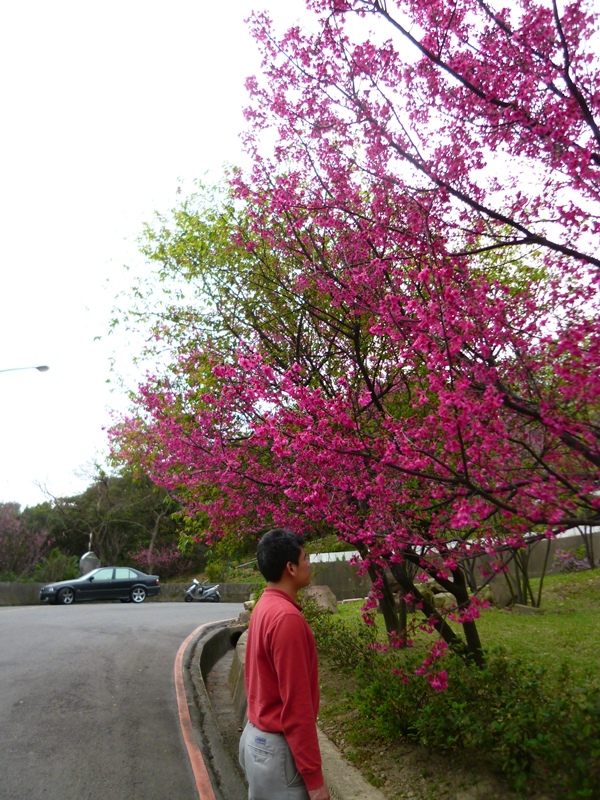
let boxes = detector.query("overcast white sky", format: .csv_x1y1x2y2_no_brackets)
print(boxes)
0,0,307,508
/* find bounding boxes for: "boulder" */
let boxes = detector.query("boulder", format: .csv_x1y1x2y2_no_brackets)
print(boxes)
419,585,435,607
488,577,515,608
513,603,546,615
433,592,457,610
302,584,339,613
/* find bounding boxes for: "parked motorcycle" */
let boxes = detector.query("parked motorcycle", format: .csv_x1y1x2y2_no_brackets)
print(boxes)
184,578,221,602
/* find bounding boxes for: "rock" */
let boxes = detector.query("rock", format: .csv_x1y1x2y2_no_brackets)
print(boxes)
474,585,492,603
488,577,515,608
433,592,457,610
427,579,446,593
513,603,546,615
417,585,434,607
302,584,339,613
456,777,509,799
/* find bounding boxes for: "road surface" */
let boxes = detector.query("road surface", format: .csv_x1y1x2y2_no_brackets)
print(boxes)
0,601,243,800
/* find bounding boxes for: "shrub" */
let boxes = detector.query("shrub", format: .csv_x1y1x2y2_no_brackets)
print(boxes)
204,557,225,583
552,548,596,573
311,607,600,798
34,549,79,583
0,504,52,578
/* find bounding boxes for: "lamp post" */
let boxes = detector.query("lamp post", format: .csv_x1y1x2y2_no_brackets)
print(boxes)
0,365,49,373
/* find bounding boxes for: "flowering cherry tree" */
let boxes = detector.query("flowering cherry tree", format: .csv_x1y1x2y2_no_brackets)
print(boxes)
112,0,599,664
0,503,52,577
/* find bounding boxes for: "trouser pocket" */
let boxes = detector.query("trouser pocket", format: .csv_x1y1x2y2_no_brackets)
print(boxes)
240,722,308,800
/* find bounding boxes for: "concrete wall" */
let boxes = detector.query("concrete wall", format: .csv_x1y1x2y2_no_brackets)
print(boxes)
0,582,45,606
310,560,373,600
508,530,600,577
187,621,248,800
228,629,248,729
0,571,368,607
155,582,261,604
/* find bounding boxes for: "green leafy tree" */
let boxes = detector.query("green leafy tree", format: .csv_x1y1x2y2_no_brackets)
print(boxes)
27,471,188,571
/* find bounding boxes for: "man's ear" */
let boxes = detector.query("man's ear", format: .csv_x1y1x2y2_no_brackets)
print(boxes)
285,560,296,576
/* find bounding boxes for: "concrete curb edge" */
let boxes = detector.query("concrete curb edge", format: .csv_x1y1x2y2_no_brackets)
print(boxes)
185,619,388,800
184,619,248,800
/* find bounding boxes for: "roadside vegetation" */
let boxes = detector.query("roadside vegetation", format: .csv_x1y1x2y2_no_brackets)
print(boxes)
0,473,208,583
305,570,600,800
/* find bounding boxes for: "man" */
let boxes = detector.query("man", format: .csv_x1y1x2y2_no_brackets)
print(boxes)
239,528,330,800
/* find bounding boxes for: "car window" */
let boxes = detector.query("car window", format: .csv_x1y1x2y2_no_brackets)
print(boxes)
114,568,135,579
93,568,114,581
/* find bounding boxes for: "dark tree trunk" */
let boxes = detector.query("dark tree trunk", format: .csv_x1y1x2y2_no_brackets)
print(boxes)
450,566,484,666
388,562,468,656
356,543,400,636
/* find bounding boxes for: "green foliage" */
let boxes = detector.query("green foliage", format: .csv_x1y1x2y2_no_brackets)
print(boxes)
303,598,379,672
249,582,266,606
187,523,262,584
311,604,600,798
204,557,225,583
33,548,79,583
25,469,186,568
304,534,356,556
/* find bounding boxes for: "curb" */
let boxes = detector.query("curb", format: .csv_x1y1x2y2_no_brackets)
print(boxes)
184,620,247,800
175,622,218,800
184,619,387,800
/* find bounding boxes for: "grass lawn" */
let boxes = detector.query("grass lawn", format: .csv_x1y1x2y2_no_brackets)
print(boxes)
469,570,600,684
334,568,600,683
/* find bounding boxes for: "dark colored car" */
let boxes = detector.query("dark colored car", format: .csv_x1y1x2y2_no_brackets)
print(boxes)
40,567,160,605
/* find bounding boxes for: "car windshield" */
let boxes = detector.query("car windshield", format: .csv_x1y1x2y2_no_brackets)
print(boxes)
72,568,108,582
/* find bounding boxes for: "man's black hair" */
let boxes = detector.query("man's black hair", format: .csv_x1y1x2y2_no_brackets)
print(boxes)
257,528,305,583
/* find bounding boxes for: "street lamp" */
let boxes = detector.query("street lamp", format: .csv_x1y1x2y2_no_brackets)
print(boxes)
0,365,49,373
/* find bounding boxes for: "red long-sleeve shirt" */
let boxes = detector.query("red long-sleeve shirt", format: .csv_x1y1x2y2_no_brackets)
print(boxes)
245,588,324,791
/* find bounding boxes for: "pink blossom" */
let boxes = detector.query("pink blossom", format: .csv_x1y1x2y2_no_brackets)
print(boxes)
426,670,449,692
110,0,600,671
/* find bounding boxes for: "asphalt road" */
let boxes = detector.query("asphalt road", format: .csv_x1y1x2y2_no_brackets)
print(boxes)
0,601,244,800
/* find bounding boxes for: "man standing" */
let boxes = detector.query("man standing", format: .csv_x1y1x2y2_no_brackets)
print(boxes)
239,528,330,800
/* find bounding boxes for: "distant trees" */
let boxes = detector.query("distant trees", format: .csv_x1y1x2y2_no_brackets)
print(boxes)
45,471,178,566
0,502,52,578
2,472,203,580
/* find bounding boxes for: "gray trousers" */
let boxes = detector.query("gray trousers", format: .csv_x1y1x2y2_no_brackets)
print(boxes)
239,720,309,800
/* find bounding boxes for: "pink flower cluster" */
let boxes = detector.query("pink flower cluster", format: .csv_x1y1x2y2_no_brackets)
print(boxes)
110,0,600,675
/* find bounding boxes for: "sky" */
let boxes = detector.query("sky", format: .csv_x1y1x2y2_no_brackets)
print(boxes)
0,0,306,508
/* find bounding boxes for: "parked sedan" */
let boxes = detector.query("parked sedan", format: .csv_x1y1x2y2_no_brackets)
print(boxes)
40,567,160,605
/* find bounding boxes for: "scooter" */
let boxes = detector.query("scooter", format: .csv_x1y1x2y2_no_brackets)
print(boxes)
184,578,221,602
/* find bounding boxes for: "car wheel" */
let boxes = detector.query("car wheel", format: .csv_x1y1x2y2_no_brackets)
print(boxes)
57,588,75,605
130,587,147,604
184,594,193,602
